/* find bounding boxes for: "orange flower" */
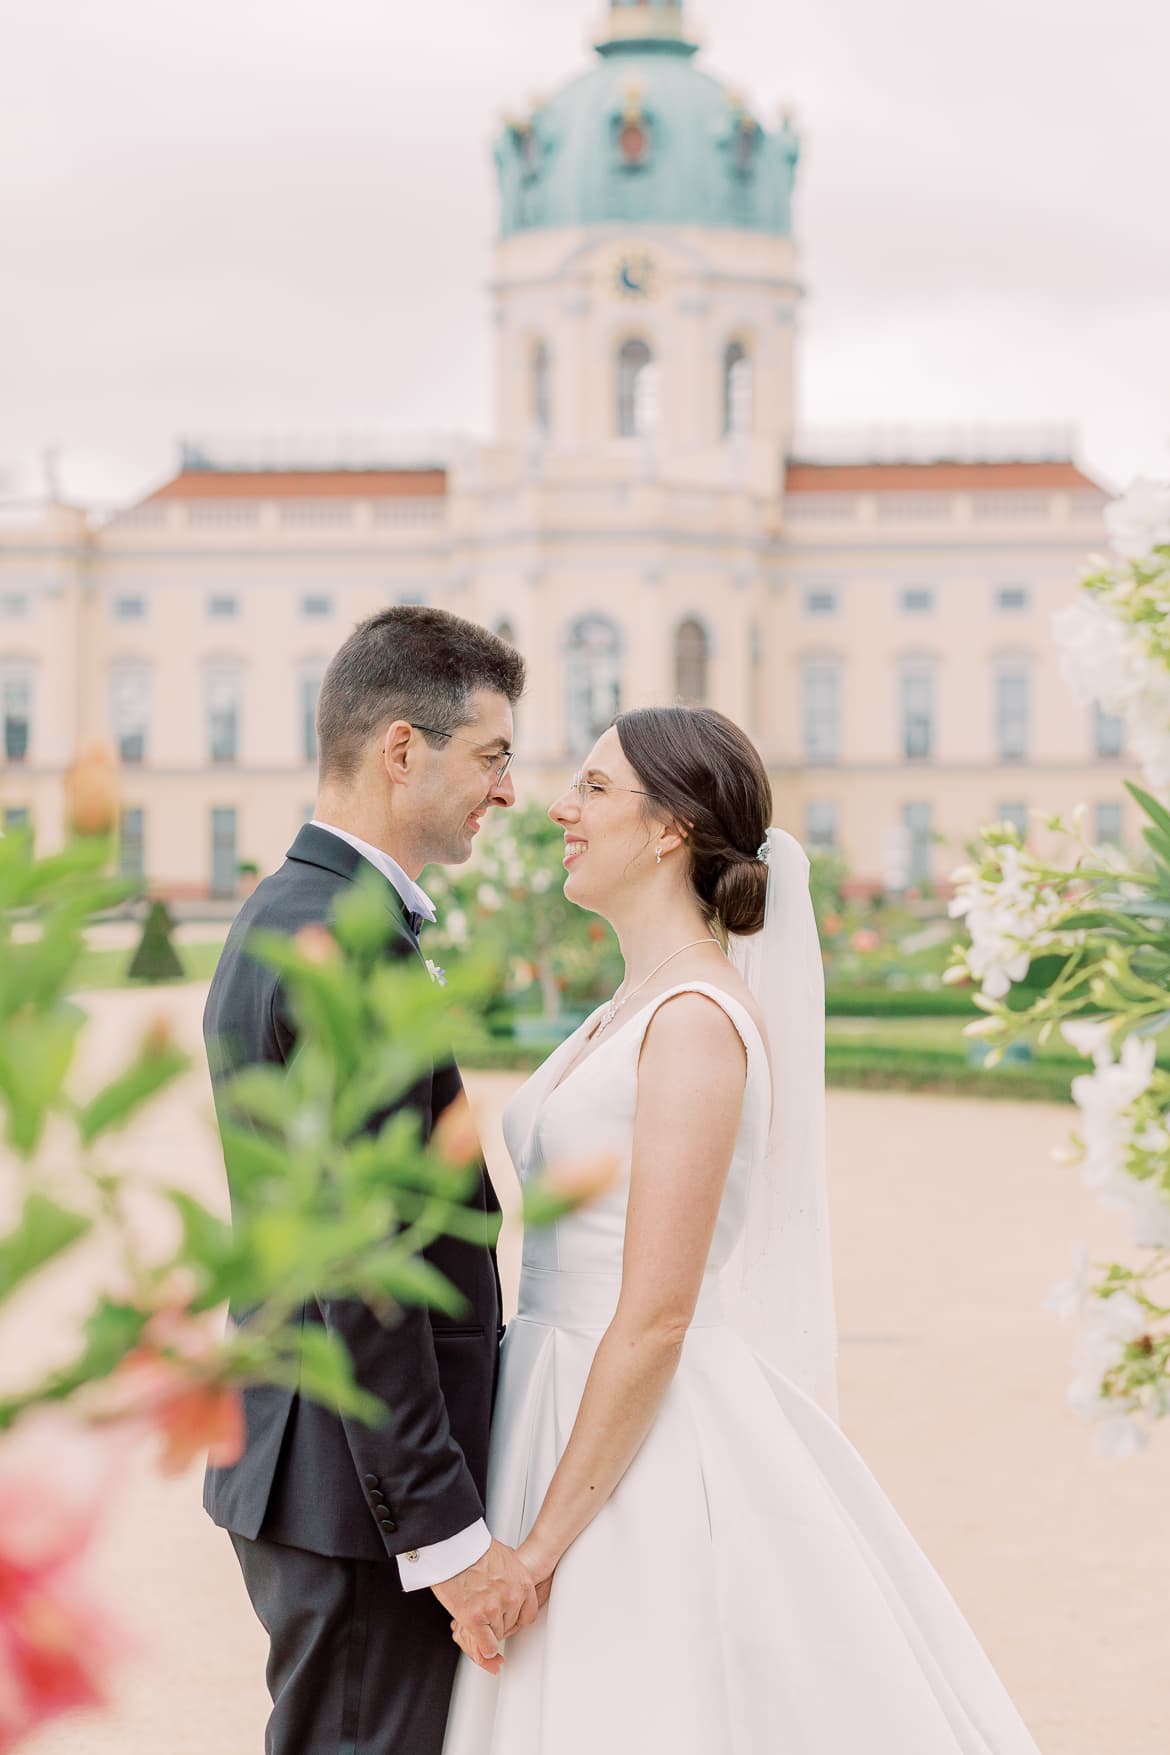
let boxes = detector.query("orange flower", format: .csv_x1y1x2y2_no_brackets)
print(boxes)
63,740,119,837
139,1013,175,1058
97,1306,246,1478
432,1093,481,1168
543,1153,619,1206
293,924,341,966
102,1346,245,1477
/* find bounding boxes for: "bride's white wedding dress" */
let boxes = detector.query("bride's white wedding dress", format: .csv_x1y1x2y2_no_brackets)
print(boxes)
443,982,1040,1754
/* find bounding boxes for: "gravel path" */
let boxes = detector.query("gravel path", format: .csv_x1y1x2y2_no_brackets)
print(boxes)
16,984,1168,1755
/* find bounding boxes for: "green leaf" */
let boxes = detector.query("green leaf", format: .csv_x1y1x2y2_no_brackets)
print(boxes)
1140,825,1170,873
1129,780,1170,843
0,1193,90,1304
0,1299,148,1429
79,1041,190,1144
220,1064,298,1132
219,1121,295,1200
165,1189,237,1300
521,1180,579,1228
0,1006,86,1154
356,1251,469,1316
295,1323,387,1425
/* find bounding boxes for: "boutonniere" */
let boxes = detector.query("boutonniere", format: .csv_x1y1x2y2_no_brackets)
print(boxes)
424,958,448,988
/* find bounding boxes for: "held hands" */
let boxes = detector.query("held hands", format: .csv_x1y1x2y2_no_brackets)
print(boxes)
443,1536,557,1673
433,1539,538,1674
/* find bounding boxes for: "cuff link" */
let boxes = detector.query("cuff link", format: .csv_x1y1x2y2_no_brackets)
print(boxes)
405,1549,420,1563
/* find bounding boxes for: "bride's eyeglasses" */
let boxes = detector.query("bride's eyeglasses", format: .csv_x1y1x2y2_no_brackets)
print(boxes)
411,724,515,787
570,771,656,804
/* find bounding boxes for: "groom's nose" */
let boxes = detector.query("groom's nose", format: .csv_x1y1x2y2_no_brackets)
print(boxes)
489,767,517,809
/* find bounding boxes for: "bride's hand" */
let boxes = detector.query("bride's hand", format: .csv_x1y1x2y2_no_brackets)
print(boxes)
516,1535,557,1609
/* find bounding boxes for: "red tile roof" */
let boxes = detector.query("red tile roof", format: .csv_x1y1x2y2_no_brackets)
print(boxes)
784,461,1105,494
146,468,448,501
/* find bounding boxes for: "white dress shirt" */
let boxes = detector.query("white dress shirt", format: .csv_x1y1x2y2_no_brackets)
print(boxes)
310,819,491,1591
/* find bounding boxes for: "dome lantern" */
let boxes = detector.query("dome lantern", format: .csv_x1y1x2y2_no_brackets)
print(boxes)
595,1,698,57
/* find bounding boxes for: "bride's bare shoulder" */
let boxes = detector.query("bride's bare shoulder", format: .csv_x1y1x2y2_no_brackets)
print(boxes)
651,959,768,1055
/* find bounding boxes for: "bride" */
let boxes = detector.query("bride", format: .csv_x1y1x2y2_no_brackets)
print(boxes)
442,704,1040,1755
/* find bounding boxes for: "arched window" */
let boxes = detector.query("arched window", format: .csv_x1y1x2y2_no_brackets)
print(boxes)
617,338,658,437
674,618,709,705
566,615,622,754
530,340,551,436
722,340,753,437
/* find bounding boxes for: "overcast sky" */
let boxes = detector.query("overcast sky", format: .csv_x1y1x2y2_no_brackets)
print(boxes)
2,0,1167,505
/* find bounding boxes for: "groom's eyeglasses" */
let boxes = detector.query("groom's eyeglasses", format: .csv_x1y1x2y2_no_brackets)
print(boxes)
410,724,515,788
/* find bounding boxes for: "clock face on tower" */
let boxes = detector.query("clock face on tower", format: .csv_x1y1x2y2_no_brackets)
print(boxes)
613,251,659,299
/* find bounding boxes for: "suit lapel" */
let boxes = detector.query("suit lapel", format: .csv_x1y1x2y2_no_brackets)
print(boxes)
284,823,423,960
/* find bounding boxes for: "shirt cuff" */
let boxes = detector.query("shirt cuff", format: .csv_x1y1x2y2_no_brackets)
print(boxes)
396,1518,491,1592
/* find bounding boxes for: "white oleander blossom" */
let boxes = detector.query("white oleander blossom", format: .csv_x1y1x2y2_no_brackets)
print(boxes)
948,841,1063,999
1069,1034,1156,1198
1066,1290,1154,1457
1053,479,1170,796
1103,477,1170,561
1056,597,1170,797
1043,1245,1092,1320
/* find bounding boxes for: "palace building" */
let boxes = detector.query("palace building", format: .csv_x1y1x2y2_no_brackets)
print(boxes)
0,0,1124,897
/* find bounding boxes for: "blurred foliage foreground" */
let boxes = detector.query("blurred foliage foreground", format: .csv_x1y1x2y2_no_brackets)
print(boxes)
0,788,594,1753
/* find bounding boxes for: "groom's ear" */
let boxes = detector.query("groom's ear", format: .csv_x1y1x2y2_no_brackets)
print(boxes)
382,719,415,785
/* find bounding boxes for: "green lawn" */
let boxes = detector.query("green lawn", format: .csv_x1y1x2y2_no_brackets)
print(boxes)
72,938,226,992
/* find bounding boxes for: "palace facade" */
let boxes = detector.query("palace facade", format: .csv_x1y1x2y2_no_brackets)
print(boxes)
0,0,1125,897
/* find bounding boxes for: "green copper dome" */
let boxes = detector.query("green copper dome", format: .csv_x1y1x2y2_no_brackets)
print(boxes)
494,2,799,239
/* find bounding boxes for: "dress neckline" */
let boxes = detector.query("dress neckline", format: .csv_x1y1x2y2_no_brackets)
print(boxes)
544,980,767,1105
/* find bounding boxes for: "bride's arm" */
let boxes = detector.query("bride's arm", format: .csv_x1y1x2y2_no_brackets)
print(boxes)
517,992,747,1592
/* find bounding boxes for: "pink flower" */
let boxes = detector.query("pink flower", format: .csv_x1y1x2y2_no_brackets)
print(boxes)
0,1418,127,1753
850,928,880,952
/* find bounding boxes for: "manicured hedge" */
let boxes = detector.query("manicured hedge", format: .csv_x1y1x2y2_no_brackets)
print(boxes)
825,987,977,1018
824,1042,1075,1103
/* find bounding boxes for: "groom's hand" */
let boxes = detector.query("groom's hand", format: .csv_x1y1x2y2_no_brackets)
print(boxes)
432,1538,537,1669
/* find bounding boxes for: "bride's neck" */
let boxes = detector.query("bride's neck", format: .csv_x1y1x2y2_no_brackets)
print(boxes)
611,891,719,990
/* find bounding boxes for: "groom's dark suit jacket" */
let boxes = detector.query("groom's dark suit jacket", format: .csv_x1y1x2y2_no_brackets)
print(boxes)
203,822,503,1565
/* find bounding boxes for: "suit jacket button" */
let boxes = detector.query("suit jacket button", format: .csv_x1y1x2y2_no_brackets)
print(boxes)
381,1518,398,1532
370,1489,386,1504
363,1473,378,1487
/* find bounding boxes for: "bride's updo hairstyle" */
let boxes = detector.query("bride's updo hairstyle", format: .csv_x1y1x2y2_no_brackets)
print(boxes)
614,706,772,936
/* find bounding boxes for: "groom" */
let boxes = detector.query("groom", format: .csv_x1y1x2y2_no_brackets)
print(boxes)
203,606,536,1754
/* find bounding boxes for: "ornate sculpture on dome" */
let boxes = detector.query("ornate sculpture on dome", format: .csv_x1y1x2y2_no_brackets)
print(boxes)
614,78,654,169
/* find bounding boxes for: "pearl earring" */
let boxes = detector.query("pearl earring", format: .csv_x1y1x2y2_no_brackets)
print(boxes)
656,846,663,865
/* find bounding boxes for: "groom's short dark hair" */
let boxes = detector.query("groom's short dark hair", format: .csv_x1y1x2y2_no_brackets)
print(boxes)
316,606,525,784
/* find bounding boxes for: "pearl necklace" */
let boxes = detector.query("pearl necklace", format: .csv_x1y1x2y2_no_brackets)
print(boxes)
590,937,722,1038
